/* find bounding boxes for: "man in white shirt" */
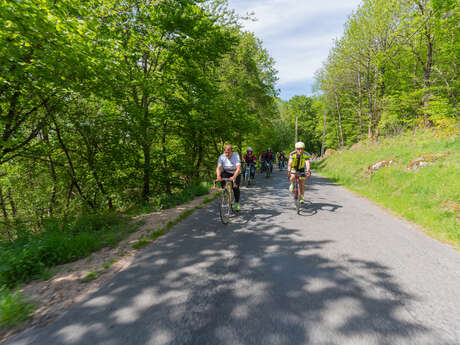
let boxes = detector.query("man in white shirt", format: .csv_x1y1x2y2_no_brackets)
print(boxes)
216,144,242,211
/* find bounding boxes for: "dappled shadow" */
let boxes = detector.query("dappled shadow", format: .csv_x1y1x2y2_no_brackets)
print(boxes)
5,172,439,345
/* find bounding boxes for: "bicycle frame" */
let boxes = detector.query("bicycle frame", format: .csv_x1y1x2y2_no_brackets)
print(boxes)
289,171,306,214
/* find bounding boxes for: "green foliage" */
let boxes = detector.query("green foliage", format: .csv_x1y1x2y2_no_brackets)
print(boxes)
102,259,116,269
0,287,34,328
125,182,211,215
313,130,460,248
312,0,459,149
132,237,152,250
80,271,101,283
0,214,133,288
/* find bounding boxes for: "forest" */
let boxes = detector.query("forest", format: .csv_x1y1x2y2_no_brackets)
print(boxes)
0,0,282,241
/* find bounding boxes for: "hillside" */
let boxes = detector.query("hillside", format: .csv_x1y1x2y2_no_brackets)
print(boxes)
313,129,460,249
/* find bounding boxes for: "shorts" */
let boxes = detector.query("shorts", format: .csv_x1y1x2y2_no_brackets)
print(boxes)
290,169,306,180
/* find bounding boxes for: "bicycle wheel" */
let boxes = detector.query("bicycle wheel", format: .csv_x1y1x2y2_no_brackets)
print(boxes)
295,182,301,214
219,189,231,224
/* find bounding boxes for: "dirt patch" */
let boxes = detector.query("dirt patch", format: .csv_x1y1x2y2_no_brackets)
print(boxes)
0,190,217,343
408,153,449,170
323,149,336,158
367,158,394,175
441,201,460,218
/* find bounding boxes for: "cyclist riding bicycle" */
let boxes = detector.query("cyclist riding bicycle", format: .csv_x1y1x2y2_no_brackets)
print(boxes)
217,145,242,211
242,147,256,179
288,142,311,204
259,150,266,173
262,148,274,173
279,151,286,169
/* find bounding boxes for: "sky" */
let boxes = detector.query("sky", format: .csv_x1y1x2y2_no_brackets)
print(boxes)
226,0,362,100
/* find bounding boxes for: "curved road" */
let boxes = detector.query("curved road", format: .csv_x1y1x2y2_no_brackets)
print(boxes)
6,170,460,345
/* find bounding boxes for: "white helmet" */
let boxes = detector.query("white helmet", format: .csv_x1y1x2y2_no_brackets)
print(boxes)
247,147,252,152
295,142,305,149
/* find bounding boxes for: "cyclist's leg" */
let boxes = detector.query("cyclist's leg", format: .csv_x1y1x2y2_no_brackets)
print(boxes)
250,165,255,178
300,177,306,196
233,175,241,202
242,164,247,177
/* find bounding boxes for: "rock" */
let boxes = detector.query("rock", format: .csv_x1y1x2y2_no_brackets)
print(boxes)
367,158,394,174
408,153,449,170
324,149,336,157
350,142,362,151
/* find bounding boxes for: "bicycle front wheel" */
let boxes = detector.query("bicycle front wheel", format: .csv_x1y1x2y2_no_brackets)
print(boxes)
295,183,301,214
219,190,231,224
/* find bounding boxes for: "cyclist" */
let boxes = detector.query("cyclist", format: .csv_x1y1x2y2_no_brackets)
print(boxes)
262,148,274,173
217,145,242,211
259,150,266,173
287,142,311,204
242,147,256,180
279,151,286,169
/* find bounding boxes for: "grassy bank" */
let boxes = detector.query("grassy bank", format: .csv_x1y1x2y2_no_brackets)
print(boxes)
313,130,460,249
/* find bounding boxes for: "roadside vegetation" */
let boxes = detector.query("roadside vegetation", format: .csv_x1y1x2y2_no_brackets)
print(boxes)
313,130,460,248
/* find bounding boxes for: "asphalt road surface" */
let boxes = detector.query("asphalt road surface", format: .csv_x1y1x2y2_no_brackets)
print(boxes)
6,170,460,345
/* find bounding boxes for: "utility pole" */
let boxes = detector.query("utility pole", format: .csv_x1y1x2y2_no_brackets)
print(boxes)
294,116,298,144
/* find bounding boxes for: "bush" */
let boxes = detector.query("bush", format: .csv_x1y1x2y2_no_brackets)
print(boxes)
0,213,132,288
0,286,34,328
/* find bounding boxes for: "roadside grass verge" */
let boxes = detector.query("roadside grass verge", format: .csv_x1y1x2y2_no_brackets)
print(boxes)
0,213,137,289
313,130,460,248
0,287,34,328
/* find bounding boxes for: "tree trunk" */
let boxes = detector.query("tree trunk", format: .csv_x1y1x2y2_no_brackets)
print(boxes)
366,52,373,138
52,114,95,209
0,185,12,241
334,93,345,147
7,188,16,218
42,129,57,216
142,143,151,201
423,31,434,127
321,110,327,156
357,67,363,138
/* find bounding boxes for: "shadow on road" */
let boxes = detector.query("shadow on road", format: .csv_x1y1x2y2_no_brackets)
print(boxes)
6,171,430,345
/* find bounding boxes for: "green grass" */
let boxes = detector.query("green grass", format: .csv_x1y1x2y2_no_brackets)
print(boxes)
313,129,460,248
102,259,116,269
0,287,34,328
0,213,137,288
80,270,102,283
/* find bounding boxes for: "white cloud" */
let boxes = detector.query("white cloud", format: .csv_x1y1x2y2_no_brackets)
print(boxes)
227,0,361,97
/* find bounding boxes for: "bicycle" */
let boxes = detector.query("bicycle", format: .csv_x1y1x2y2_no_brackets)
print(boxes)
279,159,285,171
243,163,255,187
216,178,234,224
289,171,309,214
265,161,271,178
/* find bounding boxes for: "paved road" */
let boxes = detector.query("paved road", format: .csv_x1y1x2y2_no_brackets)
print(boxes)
6,170,460,345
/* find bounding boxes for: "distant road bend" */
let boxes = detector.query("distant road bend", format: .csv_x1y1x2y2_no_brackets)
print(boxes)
6,170,460,345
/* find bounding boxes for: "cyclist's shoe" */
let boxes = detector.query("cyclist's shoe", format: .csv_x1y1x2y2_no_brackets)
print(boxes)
234,202,240,212
289,183,294,193
299,197,304,204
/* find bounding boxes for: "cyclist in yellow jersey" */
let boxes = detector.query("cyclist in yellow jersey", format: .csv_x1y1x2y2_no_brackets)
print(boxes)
287,142,311,203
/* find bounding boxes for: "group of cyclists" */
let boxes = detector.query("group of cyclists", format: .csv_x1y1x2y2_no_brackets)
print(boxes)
216,142,311,212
